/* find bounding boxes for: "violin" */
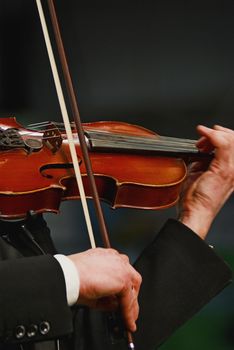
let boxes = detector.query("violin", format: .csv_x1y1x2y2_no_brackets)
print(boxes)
0,117,211,220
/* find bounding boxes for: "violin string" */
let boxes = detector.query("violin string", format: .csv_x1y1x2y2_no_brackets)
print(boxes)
27,121,76,129
27,120,194,143
84,128,197,144
27,121,199,149
27,122,196,143
35,0,96,248
26,122,198,146
23,127,200,153
26,126,198,151
85,131,199,153
27,121,51,127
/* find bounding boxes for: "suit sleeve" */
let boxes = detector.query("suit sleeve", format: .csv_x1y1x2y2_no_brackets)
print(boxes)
0,254,73,344
134,219,232,350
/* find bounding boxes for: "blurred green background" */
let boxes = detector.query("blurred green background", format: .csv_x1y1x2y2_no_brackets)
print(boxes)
0,0,233,348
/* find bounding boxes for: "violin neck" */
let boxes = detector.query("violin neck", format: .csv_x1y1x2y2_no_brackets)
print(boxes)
85,130,213,160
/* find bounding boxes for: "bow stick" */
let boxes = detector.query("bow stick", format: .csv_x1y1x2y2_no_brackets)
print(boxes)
35,0,135,348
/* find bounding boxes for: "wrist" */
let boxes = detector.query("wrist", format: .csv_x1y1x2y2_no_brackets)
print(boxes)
179,211,213,240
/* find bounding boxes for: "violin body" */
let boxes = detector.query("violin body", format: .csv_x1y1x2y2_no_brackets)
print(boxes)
0,117,187,219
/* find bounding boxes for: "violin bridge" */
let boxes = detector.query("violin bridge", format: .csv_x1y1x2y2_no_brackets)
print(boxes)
43,122,63,153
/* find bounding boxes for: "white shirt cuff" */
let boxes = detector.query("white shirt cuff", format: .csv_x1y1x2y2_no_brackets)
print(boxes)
54,254,80,306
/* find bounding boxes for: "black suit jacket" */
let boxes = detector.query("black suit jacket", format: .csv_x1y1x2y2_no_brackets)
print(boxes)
0,215,232,350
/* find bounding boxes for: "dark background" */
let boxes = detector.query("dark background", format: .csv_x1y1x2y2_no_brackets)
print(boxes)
0,1,233,349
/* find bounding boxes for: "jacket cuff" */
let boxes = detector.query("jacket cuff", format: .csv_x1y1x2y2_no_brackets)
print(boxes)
0,255,73,344
134,219,232,349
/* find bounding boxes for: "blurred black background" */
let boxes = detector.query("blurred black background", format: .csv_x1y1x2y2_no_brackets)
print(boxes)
0,1,233,349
